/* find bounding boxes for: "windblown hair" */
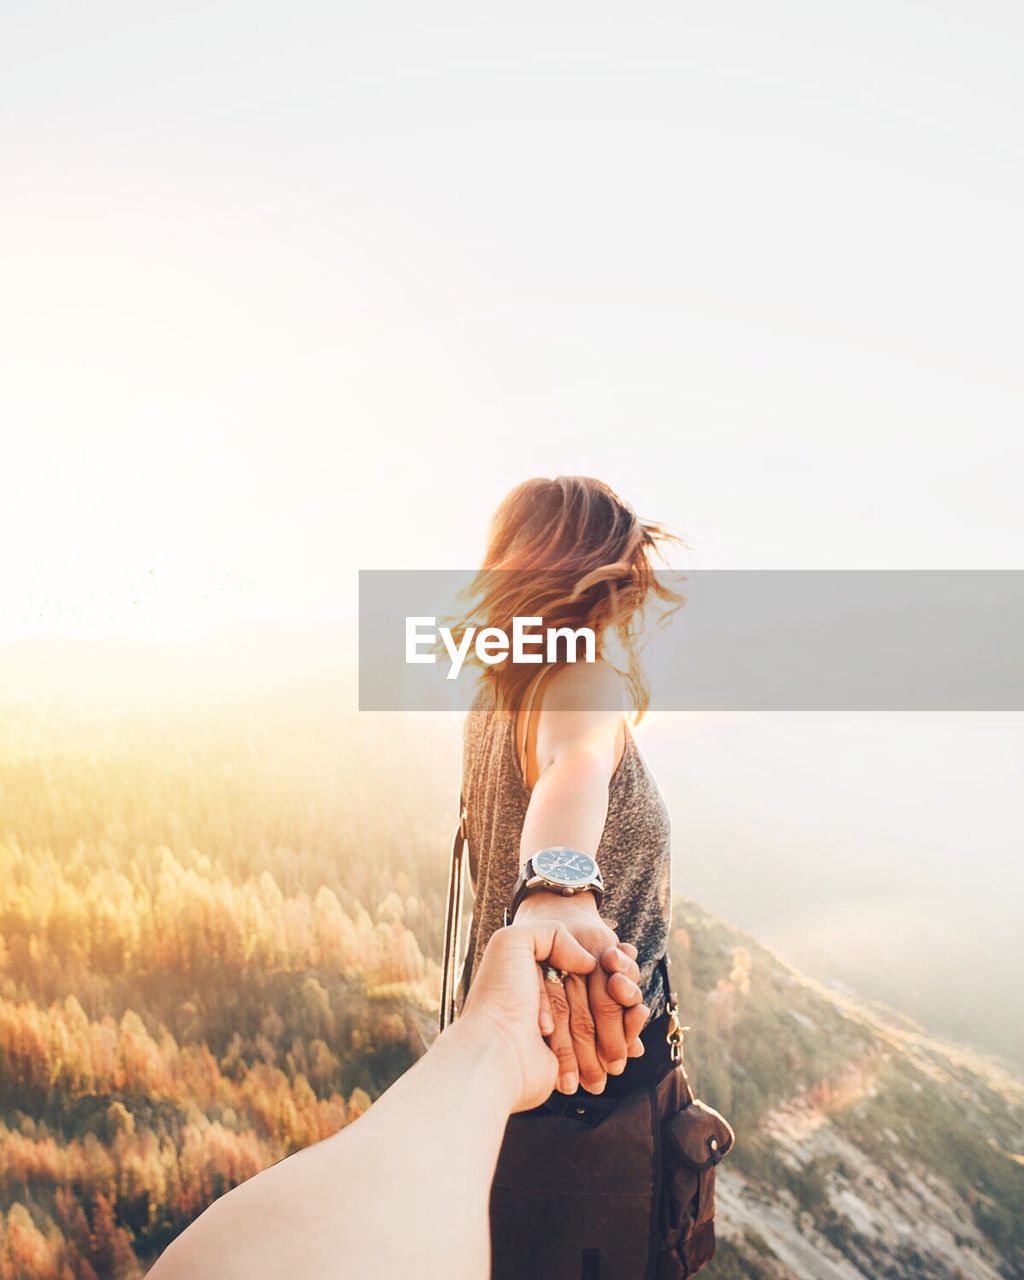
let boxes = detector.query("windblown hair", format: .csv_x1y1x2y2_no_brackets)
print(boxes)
452,476,683,719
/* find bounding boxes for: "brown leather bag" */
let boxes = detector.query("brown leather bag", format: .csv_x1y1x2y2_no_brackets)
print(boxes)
488,959,735,1280
440,803,736,1279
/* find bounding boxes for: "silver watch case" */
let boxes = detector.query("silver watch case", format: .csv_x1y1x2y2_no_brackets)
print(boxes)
504,848,604,926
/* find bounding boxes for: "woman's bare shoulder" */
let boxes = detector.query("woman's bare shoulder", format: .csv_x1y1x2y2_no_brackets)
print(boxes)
541,659,625,714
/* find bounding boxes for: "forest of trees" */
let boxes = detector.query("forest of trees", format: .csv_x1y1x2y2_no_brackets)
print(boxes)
0,696,452,1276
1,688,1021,1277
0,832,417,1276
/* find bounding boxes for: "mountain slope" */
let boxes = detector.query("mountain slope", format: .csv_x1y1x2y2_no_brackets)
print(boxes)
669,902,1024,1280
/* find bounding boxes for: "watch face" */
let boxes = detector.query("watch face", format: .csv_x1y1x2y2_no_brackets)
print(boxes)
534,847,598,887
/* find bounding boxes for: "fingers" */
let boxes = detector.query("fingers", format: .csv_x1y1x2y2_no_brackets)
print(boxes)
496,921,597,978
543,969,580,1095
609,950,648,1056
600,944,641,993
544,923,599,977
598,946,645,1058
564,974,608,1094
585,966,630,1077
536,964,555,1037
605,970,643,1008
624,1002,650,1056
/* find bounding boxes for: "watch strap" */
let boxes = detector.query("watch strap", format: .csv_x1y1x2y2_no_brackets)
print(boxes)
504,853,604,926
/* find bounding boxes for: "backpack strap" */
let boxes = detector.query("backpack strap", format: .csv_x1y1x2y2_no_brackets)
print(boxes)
438,794,468,1034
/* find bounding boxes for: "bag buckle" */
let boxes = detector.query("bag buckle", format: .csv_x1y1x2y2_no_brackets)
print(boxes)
665,998,688,1063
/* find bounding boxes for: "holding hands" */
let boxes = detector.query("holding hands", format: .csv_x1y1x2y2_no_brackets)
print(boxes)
459,908,647,1111
507,661,655,1095
511,890,649,1097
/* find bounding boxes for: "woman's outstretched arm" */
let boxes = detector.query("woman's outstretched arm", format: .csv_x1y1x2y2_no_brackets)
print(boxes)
515,661,650,1095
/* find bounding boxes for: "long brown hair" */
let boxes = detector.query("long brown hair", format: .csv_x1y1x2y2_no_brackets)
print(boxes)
451,476,683,719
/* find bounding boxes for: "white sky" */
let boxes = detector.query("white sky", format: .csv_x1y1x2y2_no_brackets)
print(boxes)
1,3,1022,1057
2,1,1023,644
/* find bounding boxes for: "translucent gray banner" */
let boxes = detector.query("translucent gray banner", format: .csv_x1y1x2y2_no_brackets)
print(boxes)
358,570,1024,711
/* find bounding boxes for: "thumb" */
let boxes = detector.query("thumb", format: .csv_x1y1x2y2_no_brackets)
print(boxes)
542,922,599,976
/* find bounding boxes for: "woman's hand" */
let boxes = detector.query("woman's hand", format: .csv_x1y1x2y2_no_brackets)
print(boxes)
457,919,602,1112
513,890,650,1095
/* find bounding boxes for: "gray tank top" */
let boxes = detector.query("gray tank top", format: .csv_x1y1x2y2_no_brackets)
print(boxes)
456,673,673,1021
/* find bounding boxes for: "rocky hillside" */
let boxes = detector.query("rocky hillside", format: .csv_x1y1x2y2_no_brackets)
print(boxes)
670,901,1024,1280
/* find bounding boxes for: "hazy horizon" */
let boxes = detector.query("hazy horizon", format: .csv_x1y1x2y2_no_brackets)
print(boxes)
3,627,1020,1070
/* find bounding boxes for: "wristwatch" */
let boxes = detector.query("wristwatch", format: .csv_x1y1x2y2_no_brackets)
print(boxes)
504,847,605,926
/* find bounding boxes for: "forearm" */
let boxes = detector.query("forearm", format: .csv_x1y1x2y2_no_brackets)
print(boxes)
328,1019,519,1277
153,1018,519,1280
519,750,610,869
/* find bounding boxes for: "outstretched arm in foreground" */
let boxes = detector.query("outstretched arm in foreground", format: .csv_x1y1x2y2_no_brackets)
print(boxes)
149,921,622,1280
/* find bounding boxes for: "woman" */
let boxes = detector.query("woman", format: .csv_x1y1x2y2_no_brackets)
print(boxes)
452,475,682,1276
